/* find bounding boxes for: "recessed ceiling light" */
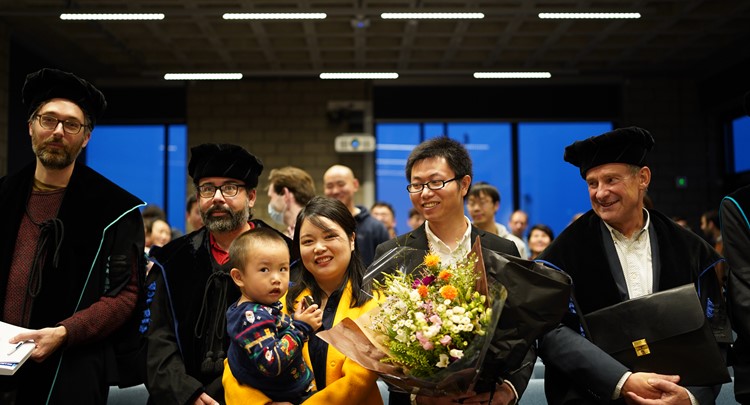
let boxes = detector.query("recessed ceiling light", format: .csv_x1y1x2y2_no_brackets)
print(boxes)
320,73,399,80
473,72,552,79
538,12,641,19
222,13,327,20
60,13,165,20
164,73,243,80
380,12,485,19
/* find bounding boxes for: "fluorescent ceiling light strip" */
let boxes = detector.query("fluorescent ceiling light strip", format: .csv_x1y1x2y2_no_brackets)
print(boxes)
222,13,327,20
538,12,641,19
381,12,484,19
60,13,165,20
164,73,243,80
320,73,398,80
474,72,551,79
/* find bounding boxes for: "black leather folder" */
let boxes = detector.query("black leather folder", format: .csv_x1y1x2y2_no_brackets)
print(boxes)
584,284,730,386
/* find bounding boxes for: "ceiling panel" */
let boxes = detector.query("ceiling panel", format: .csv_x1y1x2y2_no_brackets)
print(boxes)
0,0,747,84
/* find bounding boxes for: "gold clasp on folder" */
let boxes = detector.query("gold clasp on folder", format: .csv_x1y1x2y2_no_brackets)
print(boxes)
632,339,650,357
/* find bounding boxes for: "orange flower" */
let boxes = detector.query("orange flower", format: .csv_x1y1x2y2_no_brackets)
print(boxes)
423,253,440,268
439,285,458,300
418,284,429,298
438,270,452,280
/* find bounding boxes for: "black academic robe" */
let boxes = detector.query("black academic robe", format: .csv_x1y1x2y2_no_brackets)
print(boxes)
721,185,750,403
538,209,730,405
373,224,537,403
0,161,145,404
144,220,293,405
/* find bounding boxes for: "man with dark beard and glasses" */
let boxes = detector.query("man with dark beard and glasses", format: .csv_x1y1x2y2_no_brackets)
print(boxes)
0,69,145,404
144,143,293,405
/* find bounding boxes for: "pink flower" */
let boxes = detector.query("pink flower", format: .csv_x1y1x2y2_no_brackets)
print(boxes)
412,275,436,289
439,335,452,346
429,314,442,325
416,331,434,350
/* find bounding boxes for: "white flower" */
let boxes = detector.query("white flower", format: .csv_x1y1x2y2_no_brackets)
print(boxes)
436,353,450,368
452,306,466,315
450,349,464,359
423,324,441,339
410,289,422,302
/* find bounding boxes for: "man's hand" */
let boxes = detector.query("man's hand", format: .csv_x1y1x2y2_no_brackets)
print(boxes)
623,377,692,405
11,326,67,362
622,372,680,400
192,392,219,405
414,382,516,405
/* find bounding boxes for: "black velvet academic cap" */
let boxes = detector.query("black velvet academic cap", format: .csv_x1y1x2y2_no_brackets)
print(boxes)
188,143,264,188
564,126,655,178
22,68,107,128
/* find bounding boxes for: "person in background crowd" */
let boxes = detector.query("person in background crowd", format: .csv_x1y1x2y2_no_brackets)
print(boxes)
186,194,204,233
701,209,725,282
537,126,730,405
407,207,425,230
509,210,529,239
527,224,554,260
0,68,144,404
323,164,389,266
145,143,290,405
701,209,723,253
466,182,527,259
224,196,383,405
371,201,398,239
671,216,691,230
267,166,316,238
144,217,172,253
373,136,528,405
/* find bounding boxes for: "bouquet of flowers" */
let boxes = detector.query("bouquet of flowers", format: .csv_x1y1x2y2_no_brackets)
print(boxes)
318,238,507,396
371,250,495,376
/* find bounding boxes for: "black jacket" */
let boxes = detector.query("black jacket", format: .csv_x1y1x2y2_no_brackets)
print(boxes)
0,161,145,404
538,209,730,404
144,220,292,405
722,185,750,403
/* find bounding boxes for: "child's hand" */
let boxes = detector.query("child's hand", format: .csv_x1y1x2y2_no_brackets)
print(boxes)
295,303,323,331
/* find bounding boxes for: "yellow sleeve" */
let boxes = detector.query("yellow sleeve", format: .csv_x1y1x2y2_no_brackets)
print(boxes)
223,359,272,405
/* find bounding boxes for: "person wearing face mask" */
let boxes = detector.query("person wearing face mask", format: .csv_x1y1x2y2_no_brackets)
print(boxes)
266,166,316,238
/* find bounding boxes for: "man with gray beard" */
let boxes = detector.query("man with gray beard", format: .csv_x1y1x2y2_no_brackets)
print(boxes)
144,143,291,405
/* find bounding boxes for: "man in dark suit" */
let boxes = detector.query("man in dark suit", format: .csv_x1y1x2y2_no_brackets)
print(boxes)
373,136,529,405
537,127,730,405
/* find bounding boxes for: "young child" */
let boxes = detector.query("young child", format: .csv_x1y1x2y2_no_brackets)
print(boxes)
226,227,323,404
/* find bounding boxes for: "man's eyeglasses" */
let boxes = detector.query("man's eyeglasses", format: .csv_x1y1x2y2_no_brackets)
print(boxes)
35,114,87,135
197,183,246,198
406,177,461,193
